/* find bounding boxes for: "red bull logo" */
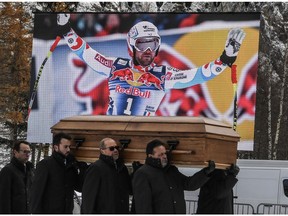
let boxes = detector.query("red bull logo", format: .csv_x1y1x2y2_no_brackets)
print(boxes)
115,85,151,98
110,68,134,81
137,72,164,90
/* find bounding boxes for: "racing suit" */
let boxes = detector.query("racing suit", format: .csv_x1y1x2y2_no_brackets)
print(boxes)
63,29,228,116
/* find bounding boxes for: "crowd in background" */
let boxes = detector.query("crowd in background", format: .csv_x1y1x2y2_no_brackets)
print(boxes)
70,13,199,37
33,13,258,40
34,13,200,39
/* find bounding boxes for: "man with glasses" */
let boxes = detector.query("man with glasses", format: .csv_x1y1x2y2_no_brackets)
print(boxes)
81,137,132,213
0,141,34,213
30,132,86,214
57,14,245,116
132,139,215,214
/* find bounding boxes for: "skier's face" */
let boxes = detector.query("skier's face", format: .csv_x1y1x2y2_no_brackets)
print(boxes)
54,138,71,157
135,48,156,67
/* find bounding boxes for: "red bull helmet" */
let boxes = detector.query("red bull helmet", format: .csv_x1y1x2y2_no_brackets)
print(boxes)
127,21,161,57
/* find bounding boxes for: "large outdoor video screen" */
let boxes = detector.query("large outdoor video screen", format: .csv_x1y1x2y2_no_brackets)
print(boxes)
28,13,260,150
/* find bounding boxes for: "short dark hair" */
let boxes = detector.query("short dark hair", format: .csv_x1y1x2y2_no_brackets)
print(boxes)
13,140,30,151
52,132,72,146
146,139,165,155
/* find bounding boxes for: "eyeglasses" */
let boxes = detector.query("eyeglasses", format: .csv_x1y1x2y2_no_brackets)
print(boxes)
19,150,31,155
102,146,120,151
135,37,160,52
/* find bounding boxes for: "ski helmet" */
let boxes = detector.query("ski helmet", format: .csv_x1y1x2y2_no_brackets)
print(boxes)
127,21,161,57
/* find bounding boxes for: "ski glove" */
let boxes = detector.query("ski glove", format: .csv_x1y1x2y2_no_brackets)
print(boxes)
220,28,246,67
57,14,70,26
57,14,71,36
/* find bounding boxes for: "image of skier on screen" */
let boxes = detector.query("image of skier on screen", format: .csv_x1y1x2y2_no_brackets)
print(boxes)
57,14,245,116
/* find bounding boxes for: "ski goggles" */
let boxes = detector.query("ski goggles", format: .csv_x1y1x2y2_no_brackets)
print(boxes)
135,37,160,52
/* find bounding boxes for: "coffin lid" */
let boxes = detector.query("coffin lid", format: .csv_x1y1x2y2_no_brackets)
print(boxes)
51,115,240,140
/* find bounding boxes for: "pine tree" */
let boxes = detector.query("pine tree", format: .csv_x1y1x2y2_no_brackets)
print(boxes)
0,2,32,145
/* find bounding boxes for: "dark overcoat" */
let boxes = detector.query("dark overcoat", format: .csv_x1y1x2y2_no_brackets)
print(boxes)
30,152,82,214
0,157,34,213
132,157,210,214
81,154,132,214
196,169,238,214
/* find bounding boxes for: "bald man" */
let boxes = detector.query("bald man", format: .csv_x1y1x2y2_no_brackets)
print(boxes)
81,138,132,214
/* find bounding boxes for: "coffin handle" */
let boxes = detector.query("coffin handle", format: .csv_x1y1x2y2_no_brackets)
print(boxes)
74,138,85,149
167,140,179,152
119,139,131,150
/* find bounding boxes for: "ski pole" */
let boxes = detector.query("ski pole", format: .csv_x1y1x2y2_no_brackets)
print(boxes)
27,36,61,120
231,64,238,131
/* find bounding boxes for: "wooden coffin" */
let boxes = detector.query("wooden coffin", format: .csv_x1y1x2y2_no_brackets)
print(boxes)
51,115,240,168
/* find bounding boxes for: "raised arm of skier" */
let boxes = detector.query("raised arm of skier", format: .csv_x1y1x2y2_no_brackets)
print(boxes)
57,14,115,78
164,27,246,90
